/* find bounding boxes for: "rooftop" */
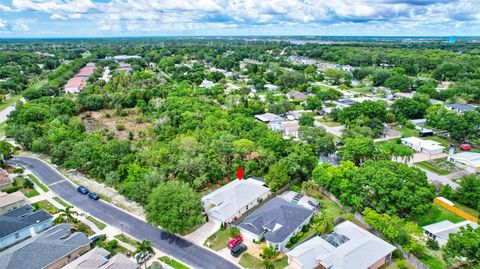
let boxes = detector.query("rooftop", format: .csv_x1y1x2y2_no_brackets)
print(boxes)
254,113,284,123
423,220,478,240
0,205,52,239
238,197,314,243
63,246,137,269
0,169,13,188
401,137,445,151
279,190,319,211
202,178,269,223
445,103,476,112
0,191,27,208
287,221,396,269
0,223,91,269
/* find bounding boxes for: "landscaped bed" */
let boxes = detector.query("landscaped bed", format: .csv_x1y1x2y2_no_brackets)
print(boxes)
239,253,288,269
86,215,107,230
28,174,49,192
415,158,457,175
53,196,70,208
32,200,59,214
159,256,191,269
114,233,139,246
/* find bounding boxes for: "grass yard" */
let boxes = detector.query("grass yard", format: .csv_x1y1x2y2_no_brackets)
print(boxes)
410,203,465,226
22,187,40,198
203,228,230,251
316,117,343,127
32,200,59,214
454,202,480,218
417,253,446,269
28,174,49,192
159,256,191,269
350,87,373,94
86,215,107,230
114,234,139,246
393,126,419,138
415,158,457,175
239,253,288,269
53,197,70,208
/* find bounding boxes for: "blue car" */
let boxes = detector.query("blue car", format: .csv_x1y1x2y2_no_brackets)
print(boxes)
88,192,100,200
77,186,89,194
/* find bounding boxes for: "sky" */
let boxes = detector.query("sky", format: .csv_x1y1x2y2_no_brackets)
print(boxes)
0,0,480,38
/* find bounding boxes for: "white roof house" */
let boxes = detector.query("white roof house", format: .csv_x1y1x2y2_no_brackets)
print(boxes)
200,79,215,89
255,113,284,123
279,190,320,211
287,221,396,269
447,152,480,173
423,220,478,246
401,137,445,154
202,178,270,223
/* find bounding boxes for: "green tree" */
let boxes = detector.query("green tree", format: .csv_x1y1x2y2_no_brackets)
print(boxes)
456,174,480,211
146,181,204,234
313,209,335,235
265,161,291,192
372,69,391,86
385,74,413,92
298,113,315,126
324,69,346,85
54,206,78,224
339,136,381,165
444,225,480,265
299,126,336,157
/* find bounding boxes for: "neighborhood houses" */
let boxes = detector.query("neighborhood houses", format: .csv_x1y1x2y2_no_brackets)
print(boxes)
423,220,479,246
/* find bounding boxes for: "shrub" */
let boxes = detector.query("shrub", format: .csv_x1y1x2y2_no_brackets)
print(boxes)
23,178,34,189
426,238,440,250
3,185,19,193
12,167,24,174
229,227,240,238
115,124,125,131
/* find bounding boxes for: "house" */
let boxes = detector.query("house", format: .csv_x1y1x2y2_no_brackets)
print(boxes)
0,191,28,214
199,79,215,89
118,63,132,72
238,197,315,252
64,77,88,94
0,169,13,190
285,110,313,121
269,121,300,139
286,221,396,269
254,113,284,124
0,223,91,269
279,191,320,211
264,84,280,91
423,220,478,246
401,137,444,154
202,178,270,224
63,246,137,269
287,91,308,102
0,205,53,249
447,151,480,173
106,55,141,61
445,103,477,113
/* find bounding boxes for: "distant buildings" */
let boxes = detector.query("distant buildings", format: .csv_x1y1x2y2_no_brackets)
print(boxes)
0,191,28,214
286,221,396,269
105,55,141,61
64,62,96,94
270,120,300,140
0,223,91,269
423,220,478,246
118,62,132,72
63,246,137,269
202,177,270,224
254,113,284,124
0,205,53,249
287,90,309,102
445,103,477,113
447,151,480,173
238,197,315,252
199,79,215,89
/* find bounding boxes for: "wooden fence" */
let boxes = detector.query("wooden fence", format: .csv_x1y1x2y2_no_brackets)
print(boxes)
434,197,478,222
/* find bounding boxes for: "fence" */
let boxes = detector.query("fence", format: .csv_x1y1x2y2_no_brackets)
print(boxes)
434,197,478,222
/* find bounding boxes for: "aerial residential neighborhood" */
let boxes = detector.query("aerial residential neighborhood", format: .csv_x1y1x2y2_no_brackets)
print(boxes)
0,1,480,269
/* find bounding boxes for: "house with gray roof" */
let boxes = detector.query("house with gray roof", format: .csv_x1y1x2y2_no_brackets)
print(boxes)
0,204,53,250
423,220,478,246
0,223,91,269
63,246,137,269
238,197,315,252
286,221,396,269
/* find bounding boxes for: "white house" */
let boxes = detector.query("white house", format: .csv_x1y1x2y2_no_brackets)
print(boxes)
254,113,284,124
401,137,444,154
202,178,269,224
423,220,478,246
279,191,320,211
447,152,480,174
238,197,315,252
287,221,396,269
269,121,300,140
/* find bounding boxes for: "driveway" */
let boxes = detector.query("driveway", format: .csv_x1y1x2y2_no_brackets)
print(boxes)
314,121,345,138
185,221,220,245
10,156,240,269
409,163,467,189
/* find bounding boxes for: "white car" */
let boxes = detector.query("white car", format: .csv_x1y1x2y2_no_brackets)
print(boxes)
134,251,152,264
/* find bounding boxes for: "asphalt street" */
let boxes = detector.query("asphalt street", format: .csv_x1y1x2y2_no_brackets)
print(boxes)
11,155,239,269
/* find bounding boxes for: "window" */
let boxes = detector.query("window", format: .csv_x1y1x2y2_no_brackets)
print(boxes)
14,233,20,239
246,205,249,210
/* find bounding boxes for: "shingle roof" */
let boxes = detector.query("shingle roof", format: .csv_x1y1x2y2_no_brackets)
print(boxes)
0,169,13,188
238,197,313,243
0,191,27,208
0,205,52,239
287,221,396,269
0,223,91,269
445,103,476,112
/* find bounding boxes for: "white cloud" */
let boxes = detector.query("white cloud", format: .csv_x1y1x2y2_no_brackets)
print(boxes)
0,19,7,30
0,3,12,11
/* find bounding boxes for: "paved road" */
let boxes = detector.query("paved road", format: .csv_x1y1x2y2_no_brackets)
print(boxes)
11,156,239,269
0,97,25,123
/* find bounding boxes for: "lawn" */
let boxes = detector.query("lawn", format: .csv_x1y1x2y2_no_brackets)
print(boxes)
415,158,457,175
417,252,446,269
203,228,230,251
0,122,6,137
159,256,191,269
239,253,288,269
32,200,59,214
410,203,465,226
316,117,342,127
350,87,373,94
114,234,139,246
13,176,40,198
87,215,107,230
53,197,70,208
454,202,480,218
28,174,49,192
393,126,419,138
0,94,22,112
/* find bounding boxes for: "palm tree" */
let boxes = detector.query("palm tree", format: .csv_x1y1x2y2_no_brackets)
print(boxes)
313,210,335,235
54,206,78,224
135,239,154,268
301,180,319,195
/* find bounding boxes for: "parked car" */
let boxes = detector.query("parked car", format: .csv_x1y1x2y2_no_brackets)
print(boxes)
231,244,247,257
77,186,89,194
89,234,105,244
460,144,472,151
134,251,152,264
228,235,243,249
88,192,100,200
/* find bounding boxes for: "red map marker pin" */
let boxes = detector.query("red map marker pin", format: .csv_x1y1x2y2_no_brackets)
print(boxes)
236,167,244,180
